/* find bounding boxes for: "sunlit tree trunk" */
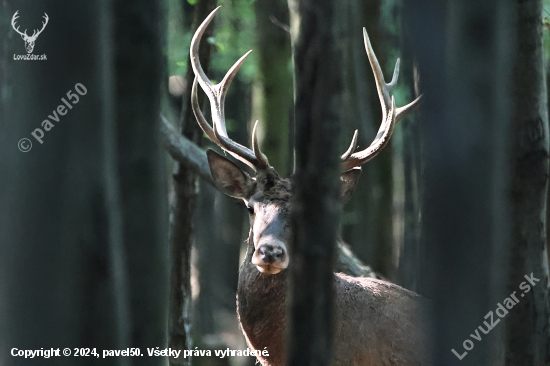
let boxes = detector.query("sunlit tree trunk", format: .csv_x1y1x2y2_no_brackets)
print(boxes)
195,77,248,348
168,0,217,364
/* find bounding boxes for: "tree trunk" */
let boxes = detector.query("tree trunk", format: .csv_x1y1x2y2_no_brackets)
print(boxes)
253,0,293,176
336,0,395,280
195,76,248,342
168,0,217,365
287,0,341,364
1,2,117,365
547,52,550,281
0,0,167,365
113,0,168,362
505,1,550,364
397,42,422,292
404,0,514,364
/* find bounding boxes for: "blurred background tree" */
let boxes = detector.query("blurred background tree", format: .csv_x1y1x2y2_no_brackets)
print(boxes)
5,0,548,364
1,1,168,365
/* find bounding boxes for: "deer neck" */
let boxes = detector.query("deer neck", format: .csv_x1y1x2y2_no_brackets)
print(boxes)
236,235,287,365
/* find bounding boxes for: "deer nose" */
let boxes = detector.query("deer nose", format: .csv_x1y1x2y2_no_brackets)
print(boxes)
257,244,285,264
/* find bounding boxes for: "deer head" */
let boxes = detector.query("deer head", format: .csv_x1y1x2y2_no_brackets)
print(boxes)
11,11,49,54
190,7,422,276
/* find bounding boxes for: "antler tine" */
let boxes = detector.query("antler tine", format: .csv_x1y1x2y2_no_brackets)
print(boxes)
191,76,218,145
341,28,422,171
190,7,217,90
363,27,393,122
252,120,269,167
190,6,268,171
213,49,252,138
363,27,422,123
395,94,423,123
341,130,358,162
387,58,400,92
341,97,397,171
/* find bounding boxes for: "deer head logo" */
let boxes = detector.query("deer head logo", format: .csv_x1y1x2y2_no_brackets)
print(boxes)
11,11,49,54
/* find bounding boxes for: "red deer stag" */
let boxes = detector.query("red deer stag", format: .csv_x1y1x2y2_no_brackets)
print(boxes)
190,7,428,366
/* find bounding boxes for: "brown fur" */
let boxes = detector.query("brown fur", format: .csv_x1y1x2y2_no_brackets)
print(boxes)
237,245,429,365
237,244,287,366
235,175,429,366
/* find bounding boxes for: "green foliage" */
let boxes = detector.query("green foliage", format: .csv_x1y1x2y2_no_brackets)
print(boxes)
224,118,237,132
543,1,550,68
381,0,413,122
209,0,258,81
167,0,258,82
167,0,189,77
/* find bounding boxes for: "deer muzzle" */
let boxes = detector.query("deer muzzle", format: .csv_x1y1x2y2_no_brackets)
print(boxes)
252,238,288,275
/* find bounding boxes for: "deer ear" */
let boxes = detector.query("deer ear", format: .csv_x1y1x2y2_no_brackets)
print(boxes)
207,149,255,199
340,168,361,204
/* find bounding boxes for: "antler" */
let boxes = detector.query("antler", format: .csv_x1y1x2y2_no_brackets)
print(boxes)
341,28,422,171
190,6,269,171
29,13,49,40
11,11,27,38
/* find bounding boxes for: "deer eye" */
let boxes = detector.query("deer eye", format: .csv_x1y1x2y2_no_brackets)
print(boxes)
246,203,255,215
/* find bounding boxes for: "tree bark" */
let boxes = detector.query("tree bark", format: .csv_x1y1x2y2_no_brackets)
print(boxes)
287,0,341,364
505,1,550,364
404,1,514,364
113,0,168,363
253,0,293,176
1,2,117,365
0,0,168,365
397,45,422,292
168,0,217,365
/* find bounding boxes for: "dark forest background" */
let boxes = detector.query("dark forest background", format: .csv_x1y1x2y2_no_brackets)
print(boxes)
1,0,550,365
